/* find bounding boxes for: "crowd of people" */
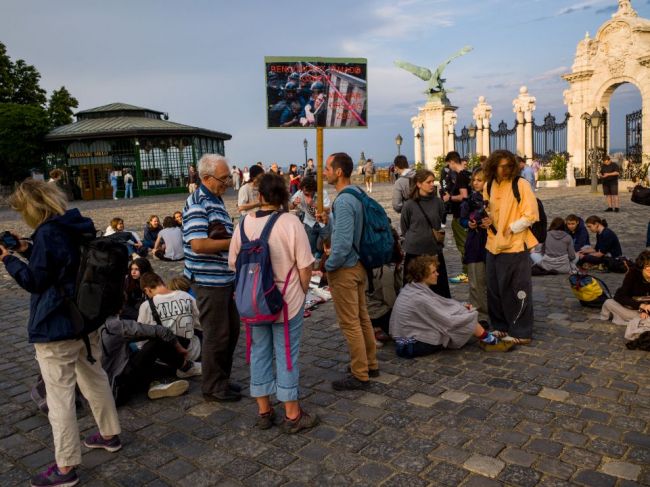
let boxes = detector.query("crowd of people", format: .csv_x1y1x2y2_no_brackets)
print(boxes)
1,148,648,486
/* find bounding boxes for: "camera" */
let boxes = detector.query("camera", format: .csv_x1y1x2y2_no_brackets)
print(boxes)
0,231,19,251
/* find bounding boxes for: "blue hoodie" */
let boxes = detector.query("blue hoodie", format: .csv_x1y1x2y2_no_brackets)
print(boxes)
3,209,96,343
568,217,590,252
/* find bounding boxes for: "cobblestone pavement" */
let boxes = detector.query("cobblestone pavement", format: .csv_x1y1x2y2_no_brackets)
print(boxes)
0,183,649,486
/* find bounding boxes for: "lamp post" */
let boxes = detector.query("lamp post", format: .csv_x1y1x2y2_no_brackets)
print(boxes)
395,133,403,155
303,138,308,165
585,109,602,193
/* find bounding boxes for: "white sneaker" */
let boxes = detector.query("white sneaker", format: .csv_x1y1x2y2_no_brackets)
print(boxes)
148,380,189,399
176,360,202,378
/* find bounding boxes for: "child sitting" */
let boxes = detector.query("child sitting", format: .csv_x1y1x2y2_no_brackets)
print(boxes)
167,275,201,341
577,216,623,271
532,217,576,275
121,258,153,320
137,272,202,378
100,311,192,406
105,217,147,258
460,169,488,317
153,216,184,261
565,214,590,252
143,215,162,249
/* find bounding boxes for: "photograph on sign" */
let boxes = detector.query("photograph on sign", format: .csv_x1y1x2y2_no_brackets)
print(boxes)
265,57,367,129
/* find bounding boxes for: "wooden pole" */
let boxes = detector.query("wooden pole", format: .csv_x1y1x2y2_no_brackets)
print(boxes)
316,126,324,213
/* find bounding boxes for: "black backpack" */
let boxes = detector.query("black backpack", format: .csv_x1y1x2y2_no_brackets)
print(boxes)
67,235,129,362
631,185,650,206
486,176,546,243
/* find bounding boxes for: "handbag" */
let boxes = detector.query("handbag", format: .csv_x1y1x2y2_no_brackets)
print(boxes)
415,201,445,247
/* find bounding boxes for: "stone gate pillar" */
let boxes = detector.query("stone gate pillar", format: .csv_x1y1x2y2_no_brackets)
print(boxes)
419,101,458,170
473,96,492,156
513,86,536,160
445,111,458,155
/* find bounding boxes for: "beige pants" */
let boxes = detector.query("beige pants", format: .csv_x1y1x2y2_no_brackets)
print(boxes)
600,299,640,326
328,263,378,381
467,262,488,318
34,332,121,467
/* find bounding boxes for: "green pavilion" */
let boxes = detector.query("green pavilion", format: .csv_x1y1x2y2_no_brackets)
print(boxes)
45,103,231,200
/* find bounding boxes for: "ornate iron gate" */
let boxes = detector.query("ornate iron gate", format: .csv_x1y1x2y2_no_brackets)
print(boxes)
532,113,569,162
490,120,517,153
579,109,608,184
625,109,642,178
454,126,476,159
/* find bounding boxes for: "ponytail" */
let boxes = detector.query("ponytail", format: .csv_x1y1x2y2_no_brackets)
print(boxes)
585,215,608,228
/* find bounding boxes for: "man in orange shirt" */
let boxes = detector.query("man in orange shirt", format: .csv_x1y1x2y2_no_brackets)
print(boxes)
481,150,539,344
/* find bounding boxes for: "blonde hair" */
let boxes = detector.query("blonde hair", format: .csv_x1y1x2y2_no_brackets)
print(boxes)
9,179,67,228
167,276,192,292
472,168,485,182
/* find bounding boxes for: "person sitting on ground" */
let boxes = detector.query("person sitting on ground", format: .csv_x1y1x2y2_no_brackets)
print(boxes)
105,217,147,258
100,307,193,406
153,216,184,261
367,227,403,347
167,275,201,340
137,272,202,378
143,215,162,249
389,255,515,358
565,214,590,252
173,211,183,228
121,258,153,320
577,215,623,270
228,173,318,433
238,165,265,215
600,250,650,327
531,217,576,275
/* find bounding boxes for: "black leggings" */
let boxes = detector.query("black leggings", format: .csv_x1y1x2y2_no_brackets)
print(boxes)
395,341,443,358
114,338,186,405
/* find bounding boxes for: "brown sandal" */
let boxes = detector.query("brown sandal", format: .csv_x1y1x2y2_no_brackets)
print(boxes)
504,336,532,345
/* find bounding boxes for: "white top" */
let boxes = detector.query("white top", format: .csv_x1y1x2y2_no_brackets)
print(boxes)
291,189,330,228
137,290,201,361
237,183,259,215
158,227,184,260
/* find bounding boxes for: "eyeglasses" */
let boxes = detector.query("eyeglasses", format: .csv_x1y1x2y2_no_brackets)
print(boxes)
207,174,232,185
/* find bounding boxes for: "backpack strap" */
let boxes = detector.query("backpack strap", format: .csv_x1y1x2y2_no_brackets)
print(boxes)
512,176,521,204
334,186,364,256
239,215,249,244
259,212,283,242
148,298,164,327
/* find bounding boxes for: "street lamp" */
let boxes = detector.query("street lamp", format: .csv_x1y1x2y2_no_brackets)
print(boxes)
395,133,403,155
303,138,308,165
583,109,603,193
468,124,477,138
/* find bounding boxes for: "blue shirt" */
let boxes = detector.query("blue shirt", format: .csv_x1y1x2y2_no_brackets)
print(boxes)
325,186,363,272
521,166,535,190
595,227,622,258
183,184,235,287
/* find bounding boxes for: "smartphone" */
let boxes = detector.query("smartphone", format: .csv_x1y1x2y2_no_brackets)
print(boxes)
0,231,18,250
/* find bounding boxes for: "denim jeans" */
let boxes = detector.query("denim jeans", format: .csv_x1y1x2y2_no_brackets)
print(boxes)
304,223,328,256
112,184,118,199
124,182,133,199
249,307,303,402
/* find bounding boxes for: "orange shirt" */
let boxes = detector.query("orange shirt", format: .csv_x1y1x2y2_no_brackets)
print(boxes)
483,178,539,254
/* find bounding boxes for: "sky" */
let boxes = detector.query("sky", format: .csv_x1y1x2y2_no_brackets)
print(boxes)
1,0,648,165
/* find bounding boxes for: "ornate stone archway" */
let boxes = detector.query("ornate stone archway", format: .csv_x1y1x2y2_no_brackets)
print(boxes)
563,0,650,186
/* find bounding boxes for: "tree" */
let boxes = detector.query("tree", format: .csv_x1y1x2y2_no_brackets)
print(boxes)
11,59,47,107
0,43,13,103
48,86,78,127
0,103,50,185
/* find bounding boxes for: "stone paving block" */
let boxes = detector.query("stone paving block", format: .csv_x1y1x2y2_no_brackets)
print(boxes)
358,392,388,408
463,453,505,478
498,464,542,487
424,461,469,486
538,387,570,402
158,458,196,481
381,472,429,487
573,469,617,487
624,431,650,448
535,457,575,480
373,372,399,385
600,461,641,481
406,393,439,408
440,390,469,403
499,447,538,467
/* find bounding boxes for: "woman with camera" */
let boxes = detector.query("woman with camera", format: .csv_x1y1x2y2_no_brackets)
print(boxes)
0,180,121,487
400,169,451,298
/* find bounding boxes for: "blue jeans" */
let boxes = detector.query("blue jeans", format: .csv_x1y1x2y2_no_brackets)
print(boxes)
112,184,118,199
646,221,650,247
249,308,303,402
124,182,133,199
305,223,328,256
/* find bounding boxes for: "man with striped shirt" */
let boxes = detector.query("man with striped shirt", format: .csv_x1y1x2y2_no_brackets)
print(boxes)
183,154,242,402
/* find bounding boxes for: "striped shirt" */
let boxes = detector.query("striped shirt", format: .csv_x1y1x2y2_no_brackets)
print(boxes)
183,184,235,287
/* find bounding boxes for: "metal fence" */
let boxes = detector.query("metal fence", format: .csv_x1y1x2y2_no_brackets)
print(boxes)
490,120,517,153
532,113,569,163
453,126,476,159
